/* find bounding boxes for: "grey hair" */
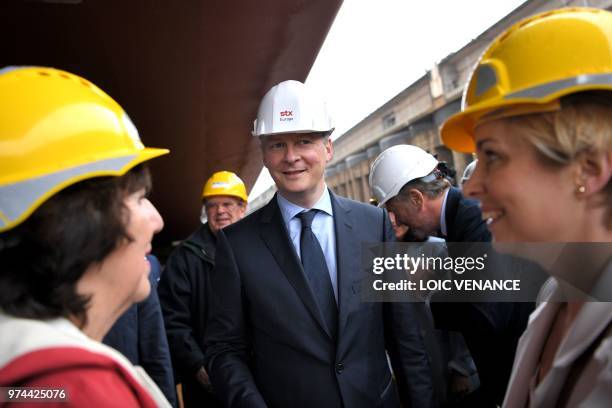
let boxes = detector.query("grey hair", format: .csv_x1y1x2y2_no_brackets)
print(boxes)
398,172,450,200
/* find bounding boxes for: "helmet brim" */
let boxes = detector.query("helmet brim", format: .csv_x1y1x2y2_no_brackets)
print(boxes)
0,147,169,233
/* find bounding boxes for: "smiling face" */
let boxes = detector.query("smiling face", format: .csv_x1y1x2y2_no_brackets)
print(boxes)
464,119,577,242
261,132,333,207
205,195,246,234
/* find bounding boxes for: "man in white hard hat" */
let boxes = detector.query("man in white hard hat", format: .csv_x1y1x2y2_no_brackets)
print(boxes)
369,145,533,406
204,80,434,408
159,171,247,408
369,145,488,243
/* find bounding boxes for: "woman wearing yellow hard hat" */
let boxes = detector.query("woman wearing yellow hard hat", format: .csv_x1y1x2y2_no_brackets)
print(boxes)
441,8,612,407
0,66,171,406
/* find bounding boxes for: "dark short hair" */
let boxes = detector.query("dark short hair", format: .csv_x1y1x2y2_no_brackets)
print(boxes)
0,165,151,327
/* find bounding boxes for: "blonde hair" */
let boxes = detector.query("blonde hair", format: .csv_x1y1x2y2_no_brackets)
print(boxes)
507,92,612,227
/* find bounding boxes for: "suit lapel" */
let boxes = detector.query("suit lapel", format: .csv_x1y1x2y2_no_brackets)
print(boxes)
259,196,333,339
504,301,559,407
330,192,360,337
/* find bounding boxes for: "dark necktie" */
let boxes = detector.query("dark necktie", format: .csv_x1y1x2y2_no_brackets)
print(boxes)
297,210,337,337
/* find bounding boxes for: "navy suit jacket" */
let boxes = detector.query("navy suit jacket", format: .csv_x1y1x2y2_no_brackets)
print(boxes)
443,187,491,243
432,187,534,406
204,192,434,408
103,255,178,407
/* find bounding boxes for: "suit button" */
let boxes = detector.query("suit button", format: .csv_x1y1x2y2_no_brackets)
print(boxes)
335,362,344,374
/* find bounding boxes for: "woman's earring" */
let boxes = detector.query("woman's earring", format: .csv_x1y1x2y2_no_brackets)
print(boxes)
576,185,586,194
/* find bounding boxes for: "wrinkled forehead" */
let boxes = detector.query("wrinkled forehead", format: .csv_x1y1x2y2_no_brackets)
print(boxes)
260,131,326,144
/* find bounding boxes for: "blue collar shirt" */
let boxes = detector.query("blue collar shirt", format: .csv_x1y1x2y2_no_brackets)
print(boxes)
277,188,338,301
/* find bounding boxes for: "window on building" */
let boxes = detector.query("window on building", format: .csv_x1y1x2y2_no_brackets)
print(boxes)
354,176,364,201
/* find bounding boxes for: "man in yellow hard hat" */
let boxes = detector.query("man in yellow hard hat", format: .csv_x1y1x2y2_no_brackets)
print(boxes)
158,171,247,408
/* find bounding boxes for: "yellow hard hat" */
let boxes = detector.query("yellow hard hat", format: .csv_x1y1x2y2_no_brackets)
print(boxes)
441,8,612,153
0,66,169,233
201,171,247,202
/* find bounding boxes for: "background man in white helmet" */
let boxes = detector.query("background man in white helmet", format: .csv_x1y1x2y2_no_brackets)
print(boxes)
369,145,534,406
204,80,435,408
158,171,247,408
369,145,487,243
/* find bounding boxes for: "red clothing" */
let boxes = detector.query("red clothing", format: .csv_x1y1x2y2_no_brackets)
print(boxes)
0,347,157,407
0,314,170,407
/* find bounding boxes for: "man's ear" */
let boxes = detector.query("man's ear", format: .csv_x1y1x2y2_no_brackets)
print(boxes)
408,189,424,209
577,150,612,196
324,136,334,162
238,202,247,217
260,136,271,169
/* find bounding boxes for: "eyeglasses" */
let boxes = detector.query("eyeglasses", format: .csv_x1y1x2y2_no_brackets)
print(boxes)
204,201,242,211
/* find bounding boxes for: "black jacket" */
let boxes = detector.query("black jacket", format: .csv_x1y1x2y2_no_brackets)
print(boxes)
204,193,434,408
104,255,178,407
431,187,534,407
443,187,491,243
158,223,221,407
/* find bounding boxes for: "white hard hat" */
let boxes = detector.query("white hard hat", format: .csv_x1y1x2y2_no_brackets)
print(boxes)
369,145,438,207
252,80,334,137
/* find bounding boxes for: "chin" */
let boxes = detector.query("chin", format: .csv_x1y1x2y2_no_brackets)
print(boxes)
281,180,307,190
491,232,522,246
278,186,306,197
491,222,532,243
132,276,151,303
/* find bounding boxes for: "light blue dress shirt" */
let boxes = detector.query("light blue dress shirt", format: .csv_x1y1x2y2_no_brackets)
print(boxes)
276,188,338,301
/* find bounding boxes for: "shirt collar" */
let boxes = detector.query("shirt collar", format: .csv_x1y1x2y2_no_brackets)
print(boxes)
439,188,450,237
277,187,333,226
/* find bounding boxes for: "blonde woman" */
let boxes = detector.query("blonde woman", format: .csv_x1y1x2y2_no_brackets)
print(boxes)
441,8,612,407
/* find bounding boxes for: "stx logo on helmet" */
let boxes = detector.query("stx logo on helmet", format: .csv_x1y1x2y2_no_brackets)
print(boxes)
279,110,294,122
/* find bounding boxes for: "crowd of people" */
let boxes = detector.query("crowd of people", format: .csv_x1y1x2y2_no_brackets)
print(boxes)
1,7,611,408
